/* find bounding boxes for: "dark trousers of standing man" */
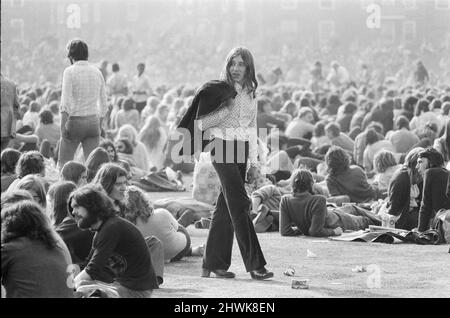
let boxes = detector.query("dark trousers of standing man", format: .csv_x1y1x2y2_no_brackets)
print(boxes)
202,139,267,272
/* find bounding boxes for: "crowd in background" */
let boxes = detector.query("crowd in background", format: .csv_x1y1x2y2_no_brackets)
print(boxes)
1,45,450,297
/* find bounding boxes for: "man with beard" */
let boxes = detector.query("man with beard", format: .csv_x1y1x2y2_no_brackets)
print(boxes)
92,162,165,285
69,184,158,297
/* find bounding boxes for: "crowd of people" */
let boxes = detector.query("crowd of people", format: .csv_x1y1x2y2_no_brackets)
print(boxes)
1,36,450,298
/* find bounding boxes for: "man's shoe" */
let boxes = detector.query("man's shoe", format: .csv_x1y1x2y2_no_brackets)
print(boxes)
202,269,235,279
250,267,274,280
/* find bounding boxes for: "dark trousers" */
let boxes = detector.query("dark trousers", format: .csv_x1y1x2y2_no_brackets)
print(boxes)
202,139,267,272
58,115,100,168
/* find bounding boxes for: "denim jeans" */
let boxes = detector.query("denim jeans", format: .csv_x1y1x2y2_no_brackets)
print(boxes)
203,139,267,272
58,115,100,168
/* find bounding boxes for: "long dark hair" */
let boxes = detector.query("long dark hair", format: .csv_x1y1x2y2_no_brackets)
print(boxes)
85,147,110,182
48,181,77,227
221,47,258,98
1,200,60,249
67,184,116,222
92,163,127,196
99,139,118,162
1,148,21,174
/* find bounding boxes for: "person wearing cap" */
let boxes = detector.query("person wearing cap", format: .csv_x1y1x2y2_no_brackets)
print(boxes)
58,39,107,170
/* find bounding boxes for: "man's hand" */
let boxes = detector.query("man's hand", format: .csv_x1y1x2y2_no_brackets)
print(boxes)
246,166,258,183
333,227,343,236
60,111,69,139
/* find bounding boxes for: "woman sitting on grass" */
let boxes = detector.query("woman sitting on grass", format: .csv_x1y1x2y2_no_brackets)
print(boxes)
123,185,204,262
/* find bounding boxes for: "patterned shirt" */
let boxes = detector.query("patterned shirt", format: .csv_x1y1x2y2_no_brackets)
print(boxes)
197,83,258,166
60,61,107,117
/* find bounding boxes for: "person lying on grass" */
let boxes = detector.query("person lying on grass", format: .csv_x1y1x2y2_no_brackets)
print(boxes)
279,169,380,237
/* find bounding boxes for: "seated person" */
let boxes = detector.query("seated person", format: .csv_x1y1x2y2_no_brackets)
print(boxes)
256,97,285,136
279,169,380,237
60,161,88,187
114,138,146,180
85,147,110,183
99,139,119,163
6,150,46,192
285,107,315,140
123,186,204,262
372,150,402,195
383,147,424,230
70,185,159,298
48,181,94,268
92,163,165,284
325,146,377,203
325,122,354,154
250,184,284,232
363,128,395,173
1,148,21,192
416,148,450,233
9,174,48,210
1,200,73,298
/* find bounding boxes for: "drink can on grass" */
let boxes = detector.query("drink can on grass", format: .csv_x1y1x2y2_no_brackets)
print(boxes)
292,279,309,289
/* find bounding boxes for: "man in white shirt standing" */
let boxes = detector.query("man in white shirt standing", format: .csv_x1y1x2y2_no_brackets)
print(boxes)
131,62,152,114
58,39,107,169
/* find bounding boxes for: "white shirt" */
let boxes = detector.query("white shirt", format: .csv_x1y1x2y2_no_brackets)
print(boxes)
198,83,258,166
131,74,152,103
60,61,107,117
106,72,128,96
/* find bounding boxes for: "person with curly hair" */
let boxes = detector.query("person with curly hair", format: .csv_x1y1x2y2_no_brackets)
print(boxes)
123,185,204,262
325,146,376,203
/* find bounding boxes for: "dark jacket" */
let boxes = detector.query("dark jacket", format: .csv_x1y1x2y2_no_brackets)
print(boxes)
177,80,236,156
55,216,95,268
418,167,450,232
326,165,376,203
280,192,335,237
386,167,423,230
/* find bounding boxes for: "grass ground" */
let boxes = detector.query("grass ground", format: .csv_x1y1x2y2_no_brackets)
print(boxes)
147,175,450,298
